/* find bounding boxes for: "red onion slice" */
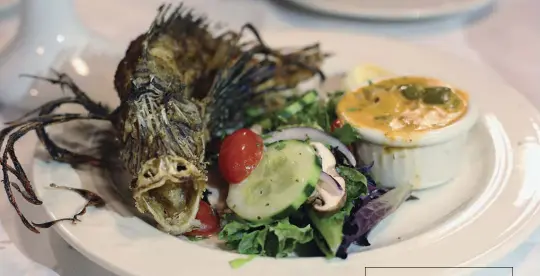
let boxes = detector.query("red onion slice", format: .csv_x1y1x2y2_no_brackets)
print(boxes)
263,127,357,167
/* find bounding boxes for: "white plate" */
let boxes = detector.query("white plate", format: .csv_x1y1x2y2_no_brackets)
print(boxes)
278,0,496,21
23,30,540,276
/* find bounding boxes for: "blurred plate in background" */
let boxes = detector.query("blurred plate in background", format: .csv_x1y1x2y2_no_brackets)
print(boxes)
277,0,496,21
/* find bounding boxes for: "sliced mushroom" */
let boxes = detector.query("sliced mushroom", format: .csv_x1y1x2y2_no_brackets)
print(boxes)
310,142,346,213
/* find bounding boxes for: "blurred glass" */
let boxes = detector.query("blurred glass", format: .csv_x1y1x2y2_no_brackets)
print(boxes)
0,0,109,110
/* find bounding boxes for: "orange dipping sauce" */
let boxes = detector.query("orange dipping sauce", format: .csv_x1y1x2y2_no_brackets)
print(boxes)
337,76,469,138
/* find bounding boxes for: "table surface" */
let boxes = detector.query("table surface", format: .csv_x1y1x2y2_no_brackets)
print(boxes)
0,0,539,275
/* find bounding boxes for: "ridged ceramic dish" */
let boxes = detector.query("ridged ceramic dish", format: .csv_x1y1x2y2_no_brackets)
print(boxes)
343,76,480,190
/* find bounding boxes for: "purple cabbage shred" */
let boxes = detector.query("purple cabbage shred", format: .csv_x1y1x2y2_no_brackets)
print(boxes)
330,147,418,259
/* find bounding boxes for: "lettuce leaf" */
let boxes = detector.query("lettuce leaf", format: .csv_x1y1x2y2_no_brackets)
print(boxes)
219,217,314,258
331,123,361,145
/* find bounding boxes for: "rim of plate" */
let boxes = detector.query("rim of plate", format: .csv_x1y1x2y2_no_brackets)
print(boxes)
32,30,540,276
281,0,496,21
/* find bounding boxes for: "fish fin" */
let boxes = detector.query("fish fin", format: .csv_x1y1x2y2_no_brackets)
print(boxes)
146,3,209,44
206,50,282,137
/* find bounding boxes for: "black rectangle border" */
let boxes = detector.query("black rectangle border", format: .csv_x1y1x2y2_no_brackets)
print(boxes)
365,266,513,276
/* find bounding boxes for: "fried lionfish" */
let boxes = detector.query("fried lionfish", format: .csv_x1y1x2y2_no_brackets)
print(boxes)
0,3,327,235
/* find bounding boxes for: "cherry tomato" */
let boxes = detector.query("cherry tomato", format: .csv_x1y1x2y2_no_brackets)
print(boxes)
218,128,264,184
184,200,220,237
331,118,344,132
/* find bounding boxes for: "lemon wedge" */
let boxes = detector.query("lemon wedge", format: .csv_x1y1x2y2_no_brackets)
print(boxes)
343,64,395,92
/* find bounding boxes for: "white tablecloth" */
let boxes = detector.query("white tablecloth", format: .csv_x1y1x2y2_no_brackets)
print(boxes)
0,0,539,275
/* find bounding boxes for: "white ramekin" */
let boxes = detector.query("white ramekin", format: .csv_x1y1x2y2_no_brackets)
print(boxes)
346,79,480,190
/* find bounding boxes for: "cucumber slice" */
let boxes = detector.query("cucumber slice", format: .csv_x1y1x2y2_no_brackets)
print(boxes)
255,90,319,131
227,140,321,222
276,90,318,120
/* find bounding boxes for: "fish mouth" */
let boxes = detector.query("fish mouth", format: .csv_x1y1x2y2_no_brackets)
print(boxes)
132,156,206,235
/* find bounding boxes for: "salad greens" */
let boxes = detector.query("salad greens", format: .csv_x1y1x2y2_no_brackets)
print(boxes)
219,215,314,257
337,183,412,258
246,90,359,141
331,124,361,145
307,165,368,256
213,89,414,265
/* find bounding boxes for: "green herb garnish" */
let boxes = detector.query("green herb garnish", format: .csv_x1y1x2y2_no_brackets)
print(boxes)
332,123,361,144
229,255,256,269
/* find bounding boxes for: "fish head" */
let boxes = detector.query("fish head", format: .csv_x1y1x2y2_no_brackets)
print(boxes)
114,81,208,235
131,155,206,235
